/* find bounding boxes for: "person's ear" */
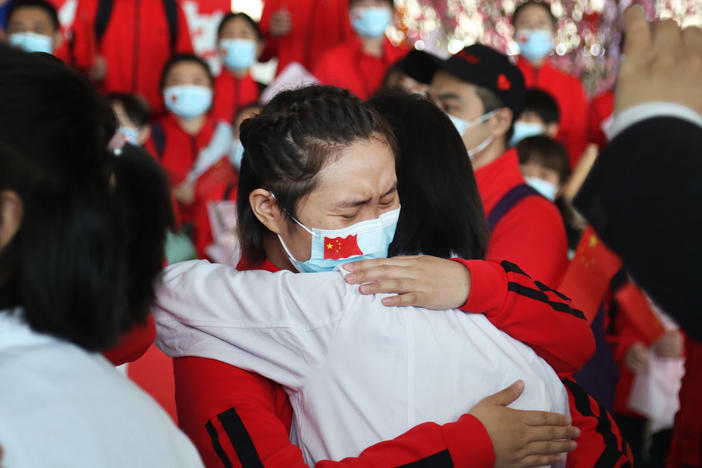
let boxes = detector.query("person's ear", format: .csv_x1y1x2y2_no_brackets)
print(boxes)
545,122,559,138
249,189,289,235
137,126,151,146
490,108,514,138
0,190,23,249
52,30,63,51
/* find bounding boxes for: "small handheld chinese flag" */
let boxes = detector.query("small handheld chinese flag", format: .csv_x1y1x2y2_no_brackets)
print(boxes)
558,225,623,324
324,235,363,260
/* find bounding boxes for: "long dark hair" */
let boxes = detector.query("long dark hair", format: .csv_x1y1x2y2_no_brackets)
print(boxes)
237,85,398,265
0,46,171,351
368,91,488,259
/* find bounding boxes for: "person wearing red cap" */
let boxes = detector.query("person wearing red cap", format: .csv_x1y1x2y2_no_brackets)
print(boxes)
512,0,589,168
429,43,568,287
70,0,193,115
312,0,409,100
259,0,353,75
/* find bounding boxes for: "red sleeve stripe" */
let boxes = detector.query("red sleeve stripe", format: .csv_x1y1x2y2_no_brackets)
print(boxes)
213,408,265,468
534,280,572,302
397,450,453,467
563,379,632,468
206,420,234,468
508,282,587,320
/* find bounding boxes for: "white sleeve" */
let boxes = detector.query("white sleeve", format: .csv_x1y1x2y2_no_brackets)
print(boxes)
609,102,702,139
153,260,354,390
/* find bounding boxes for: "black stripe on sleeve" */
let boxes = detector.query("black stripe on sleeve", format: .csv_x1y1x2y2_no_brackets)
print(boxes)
534,280,572,302
206,420,233,468
563,379,631,468
500,260,532,278
508,282,586,320
398,449,454,467
217,408,265,468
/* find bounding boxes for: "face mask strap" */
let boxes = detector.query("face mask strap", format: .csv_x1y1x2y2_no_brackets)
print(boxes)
269,192,315,237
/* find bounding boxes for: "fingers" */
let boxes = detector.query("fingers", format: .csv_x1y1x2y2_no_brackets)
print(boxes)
359,277,410,295
525,439,577,455
519,454,567,468
522,409,572,427
682,25,702,51
652,19,683,59
381,292,419,307
623,5,652,57
481,380,525,406
524,423,581,443
344,258,420,284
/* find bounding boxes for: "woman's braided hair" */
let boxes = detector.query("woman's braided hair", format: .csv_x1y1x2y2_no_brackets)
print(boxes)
237,85,398,265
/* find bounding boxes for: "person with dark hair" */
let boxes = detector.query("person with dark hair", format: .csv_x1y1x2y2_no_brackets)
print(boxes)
0,45,202,467
312,0,408,99
145,53,235,230
430,43,569,287
152,86,604,468
108,92,151,146
378,48,434,96
512,0,589,167
70,0,193,114
6,0,62,55
211,12,265,125
259,0,353,75
517,135,585,253
511,88,561,146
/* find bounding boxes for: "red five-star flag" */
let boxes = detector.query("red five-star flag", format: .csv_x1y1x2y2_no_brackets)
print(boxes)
324,235,363,260
558,225,623,323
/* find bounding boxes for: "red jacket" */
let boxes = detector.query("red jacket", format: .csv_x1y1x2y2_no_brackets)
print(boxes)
173,257,598,468
588,90,614,150
211,71,261,125
517,57,590,167
313,37,409,100
475,148,569,287
667,339,702,468
192,166,238,258
102,315,156,366
259,0,352,74
71,0,193,114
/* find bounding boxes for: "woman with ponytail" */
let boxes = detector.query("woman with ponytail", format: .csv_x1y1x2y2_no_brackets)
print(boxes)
155,87,601,468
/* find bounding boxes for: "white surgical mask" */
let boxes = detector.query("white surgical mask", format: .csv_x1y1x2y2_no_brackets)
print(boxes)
9,31,53,54
525,176,558,201
510,121,545,146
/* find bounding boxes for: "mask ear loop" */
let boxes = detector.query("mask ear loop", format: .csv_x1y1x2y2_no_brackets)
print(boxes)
269,191,316,237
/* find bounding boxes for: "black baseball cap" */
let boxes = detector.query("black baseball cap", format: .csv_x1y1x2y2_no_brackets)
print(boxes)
428,44,527,119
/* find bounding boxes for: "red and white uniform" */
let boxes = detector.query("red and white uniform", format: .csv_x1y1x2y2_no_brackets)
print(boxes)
517,57,589,167
475,148,569,287
259,0,353,75
313,37,409,100
211,71,261,125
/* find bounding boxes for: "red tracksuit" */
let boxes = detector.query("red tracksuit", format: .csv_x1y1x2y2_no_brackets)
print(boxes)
667,339,702,467
517,57,590,167
211,71,261,125
71,0,193,114
172,257,612,468
144,114,221,223
475,148,569,287
192,166,238,258
313,37,409,100
588,90,614,150
259,0,353,74
102,315,156,366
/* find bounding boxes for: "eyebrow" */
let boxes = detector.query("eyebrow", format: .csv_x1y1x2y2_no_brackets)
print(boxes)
436,93,462,101
334,184,398,209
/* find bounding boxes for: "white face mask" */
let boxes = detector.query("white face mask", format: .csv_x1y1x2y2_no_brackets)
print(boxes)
447,110,498,160
525,176,558,201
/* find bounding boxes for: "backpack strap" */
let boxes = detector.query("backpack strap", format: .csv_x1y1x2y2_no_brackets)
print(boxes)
162,0,179,53
94,0,114,45
487,184,541,232
150,122,166,160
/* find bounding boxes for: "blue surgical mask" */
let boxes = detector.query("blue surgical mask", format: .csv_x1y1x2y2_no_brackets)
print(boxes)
447,110,498,160
118,126,140,145
517,30,554,63
525,176,558,201
230,139,245,171
9,31,53,54
220,39,257,72
351,7,392,38
510,121,545,146
278,207,401,273
164,85,213,120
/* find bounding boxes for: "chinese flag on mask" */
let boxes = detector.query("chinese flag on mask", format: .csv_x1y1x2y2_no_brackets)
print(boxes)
324,235,363,260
